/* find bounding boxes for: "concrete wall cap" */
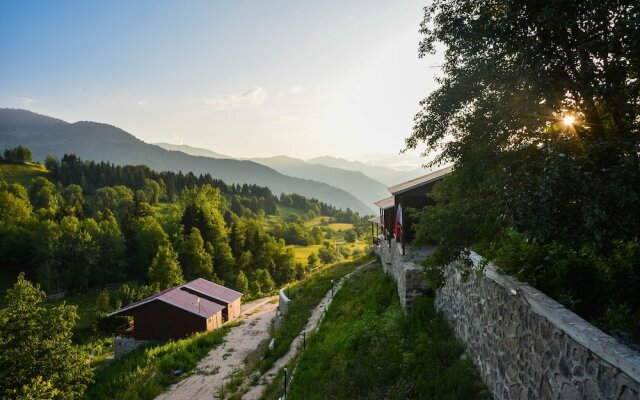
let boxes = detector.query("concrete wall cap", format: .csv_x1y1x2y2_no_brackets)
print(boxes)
469,250,640,382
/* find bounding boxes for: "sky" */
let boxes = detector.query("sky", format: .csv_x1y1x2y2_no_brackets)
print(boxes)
0,1,443,168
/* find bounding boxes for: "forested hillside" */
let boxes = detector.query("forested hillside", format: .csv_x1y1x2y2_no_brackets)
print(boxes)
0,108,373,214
0,150,369,301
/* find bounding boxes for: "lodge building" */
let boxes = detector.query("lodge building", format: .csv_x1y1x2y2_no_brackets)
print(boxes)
109,278,242,341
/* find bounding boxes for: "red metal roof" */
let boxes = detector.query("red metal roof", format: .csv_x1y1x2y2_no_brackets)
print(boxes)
160,289,223,317
108,278,241,318
182,278,243,304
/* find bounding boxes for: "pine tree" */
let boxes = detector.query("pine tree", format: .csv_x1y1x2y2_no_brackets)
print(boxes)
148,243,184,289
180,227,214,280
235,271,249,294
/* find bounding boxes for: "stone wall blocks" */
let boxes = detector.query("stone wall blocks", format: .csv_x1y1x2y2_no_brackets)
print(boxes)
597,368,617,399
572,365,585,379
560,382,580,400
509,383,523,399
559,357,573,380
540,321,553,340
616,375,640,399
384,249,640,399
586,357,599,377
583,379,599,400
618,387,639,400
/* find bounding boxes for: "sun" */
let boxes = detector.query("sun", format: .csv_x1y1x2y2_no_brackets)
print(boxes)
563,115,575,126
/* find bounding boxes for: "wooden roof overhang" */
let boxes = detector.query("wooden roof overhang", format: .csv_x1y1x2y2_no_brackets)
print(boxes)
387,165,454,196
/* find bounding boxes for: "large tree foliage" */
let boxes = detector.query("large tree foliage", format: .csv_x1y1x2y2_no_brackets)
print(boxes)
180,185,235,283
178,227,215,281
3,146,32,163
148,243,184,289
0,150,367,301
0,273,93,399
407,0,640,338
0,181,32,225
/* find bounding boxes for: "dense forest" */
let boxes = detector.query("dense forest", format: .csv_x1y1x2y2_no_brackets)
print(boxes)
0,147,371,399
0,149,367,302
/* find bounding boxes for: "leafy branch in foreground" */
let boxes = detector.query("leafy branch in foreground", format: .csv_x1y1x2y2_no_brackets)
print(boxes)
0,273,93,399
406,0,640,340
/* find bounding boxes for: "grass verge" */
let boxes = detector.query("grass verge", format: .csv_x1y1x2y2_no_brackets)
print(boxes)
278,266,490,400
258,254,374,374
84,326,232,400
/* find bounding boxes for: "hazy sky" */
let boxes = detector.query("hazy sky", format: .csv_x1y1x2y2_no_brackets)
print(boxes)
0,1,442,167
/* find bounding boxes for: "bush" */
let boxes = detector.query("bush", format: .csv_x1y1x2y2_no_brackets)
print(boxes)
344,229,357,243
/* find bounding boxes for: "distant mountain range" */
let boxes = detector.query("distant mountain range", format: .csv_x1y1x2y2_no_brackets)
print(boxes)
155,143,231,160
0,109,373,214
307,156,424,186
154,143,391,207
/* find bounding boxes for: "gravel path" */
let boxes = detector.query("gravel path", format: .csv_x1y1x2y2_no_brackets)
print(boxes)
155,296,278,400
242,262,375,400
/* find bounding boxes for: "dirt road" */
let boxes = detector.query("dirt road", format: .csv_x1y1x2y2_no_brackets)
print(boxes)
155,296,278,400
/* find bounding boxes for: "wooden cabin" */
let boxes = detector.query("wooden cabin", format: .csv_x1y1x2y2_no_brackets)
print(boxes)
109,278,242,341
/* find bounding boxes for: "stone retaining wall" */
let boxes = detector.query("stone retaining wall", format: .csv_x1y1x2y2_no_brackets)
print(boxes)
274,289,292,330
114,337,148,358
375,239,430,308
278,289,291,316
436,252,640,400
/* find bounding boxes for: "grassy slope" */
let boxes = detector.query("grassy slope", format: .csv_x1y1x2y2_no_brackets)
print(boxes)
259,255,374,374
85,326,230,400
285,216,368,264
283,266,490,400
0,162,48,186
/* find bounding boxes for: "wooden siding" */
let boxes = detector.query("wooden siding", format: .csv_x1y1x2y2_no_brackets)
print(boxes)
128,299,219,340
394,180,439,244
206,311,223,331
227,298,241,320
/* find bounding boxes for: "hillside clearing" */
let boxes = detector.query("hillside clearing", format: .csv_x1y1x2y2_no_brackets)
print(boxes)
0,162,48,185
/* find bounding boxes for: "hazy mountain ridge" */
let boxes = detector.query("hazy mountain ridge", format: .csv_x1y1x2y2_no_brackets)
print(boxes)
153,143,390,207
308,155,425,186
0,109,373,214
155,142,231,159
248,155,390,208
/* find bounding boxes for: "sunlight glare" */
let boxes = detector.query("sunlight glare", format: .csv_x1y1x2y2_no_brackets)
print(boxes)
563,115,575,126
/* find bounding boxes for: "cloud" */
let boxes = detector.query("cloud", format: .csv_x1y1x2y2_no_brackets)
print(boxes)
205,86,268,110
133,100,148,107
20,97,34,105
170,133,184,145
278,85,305,97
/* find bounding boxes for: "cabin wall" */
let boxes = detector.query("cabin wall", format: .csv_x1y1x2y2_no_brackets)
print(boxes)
206,311,223,331
227,298,241,320
394,181,438,244
130,300,207,340
382,207,396,238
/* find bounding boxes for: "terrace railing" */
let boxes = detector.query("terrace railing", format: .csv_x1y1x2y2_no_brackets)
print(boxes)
115,320,135,338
